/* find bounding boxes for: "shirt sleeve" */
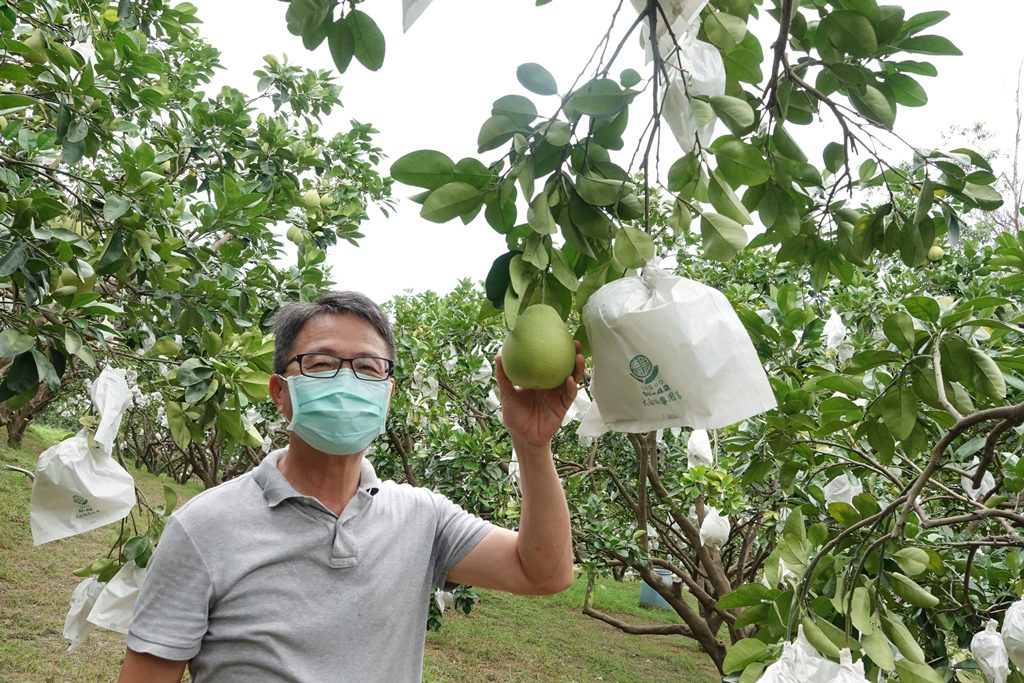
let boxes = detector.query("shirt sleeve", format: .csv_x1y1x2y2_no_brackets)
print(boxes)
125,515,214,661
429,492,495,589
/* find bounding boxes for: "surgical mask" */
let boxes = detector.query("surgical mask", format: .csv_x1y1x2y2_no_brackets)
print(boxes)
284,369,392,456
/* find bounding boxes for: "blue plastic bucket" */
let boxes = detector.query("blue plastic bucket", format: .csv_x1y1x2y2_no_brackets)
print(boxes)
639,567,674,610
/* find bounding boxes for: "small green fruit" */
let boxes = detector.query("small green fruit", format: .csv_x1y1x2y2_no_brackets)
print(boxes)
501,304,575,390
319,193,333,210
301,189,321,209
23,34,48,65
927,245,944,261
286,225,304,244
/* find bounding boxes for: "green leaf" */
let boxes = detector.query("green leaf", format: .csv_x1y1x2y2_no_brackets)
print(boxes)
346,10,385,71
162,485,178,517
527,191,557,235
862,630,895,671
391,150,456,190
886,73,928,107
147,336,181,358
549,248,579,292
477,115,517,153
849,84,896,129
882,311,916,352
851,587,874,634
103,193,130,222
878,384,917,440
824,10,877,56
723,639,770,674
544,120,572,147
285,0,331,36
895,660,944,683
237,371,271,401
575,175,631,206
700,212,748,262
704,11,747,49
453,158,491,188
31,349,60,392
903,296,940,323
963,182,1004,210
709,172,753,225
968,347,1007,401
421,182,483,223
823,142,846,174
123,535,152,564
828,501,862,527
667,153,699,192
485,251,519,308
713,138,771,187
613,227,654,269
0,329,34,358
570,78,627,118
710,95,755,135
516,63,558,96
898,34,961,56
717,583,771,610
165,401,192,449
892,547,930,576
492,94,538,128
327,19,355,73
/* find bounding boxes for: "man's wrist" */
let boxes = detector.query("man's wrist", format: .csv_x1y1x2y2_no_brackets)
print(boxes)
510,435,552,460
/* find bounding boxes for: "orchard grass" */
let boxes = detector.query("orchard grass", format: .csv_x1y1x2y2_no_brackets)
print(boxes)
2,425,718,683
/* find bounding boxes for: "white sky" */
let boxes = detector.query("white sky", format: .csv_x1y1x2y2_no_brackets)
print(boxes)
193,0,1024,303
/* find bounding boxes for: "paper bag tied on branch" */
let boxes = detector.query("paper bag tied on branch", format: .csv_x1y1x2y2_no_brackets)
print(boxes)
578,269,776,437
30,367,136,545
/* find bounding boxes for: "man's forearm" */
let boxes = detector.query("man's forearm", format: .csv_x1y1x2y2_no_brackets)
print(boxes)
512,437,574,592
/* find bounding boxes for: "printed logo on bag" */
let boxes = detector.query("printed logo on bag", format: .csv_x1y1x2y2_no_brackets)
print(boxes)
628,355,659,384
629,355,682,408
72,494,99,520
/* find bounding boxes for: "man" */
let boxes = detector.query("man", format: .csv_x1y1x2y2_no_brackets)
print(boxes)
118,291,580,682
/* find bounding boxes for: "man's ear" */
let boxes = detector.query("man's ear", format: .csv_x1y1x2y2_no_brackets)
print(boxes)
269,374,287,412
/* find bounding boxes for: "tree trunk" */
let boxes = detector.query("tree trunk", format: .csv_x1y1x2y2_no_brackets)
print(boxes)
5,411,31,447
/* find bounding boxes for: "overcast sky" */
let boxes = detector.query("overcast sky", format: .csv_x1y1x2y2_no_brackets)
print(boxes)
192,1,1024,303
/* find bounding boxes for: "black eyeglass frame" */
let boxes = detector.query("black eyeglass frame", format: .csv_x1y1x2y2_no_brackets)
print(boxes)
286,353,396,381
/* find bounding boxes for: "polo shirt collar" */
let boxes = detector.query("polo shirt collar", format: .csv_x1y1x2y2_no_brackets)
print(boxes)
253,448,382,508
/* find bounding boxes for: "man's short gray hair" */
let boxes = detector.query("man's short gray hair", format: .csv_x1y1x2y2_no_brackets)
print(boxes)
271,291,396,375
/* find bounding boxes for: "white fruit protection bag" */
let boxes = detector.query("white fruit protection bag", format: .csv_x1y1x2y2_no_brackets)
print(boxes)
823,474,863,506
578,268,776,437
972,619,1010,683
699,507,730,548
30,367,136,545
87,560,148,634
1002,598,1024,670
687,429,714,468
402,0,434,31
758,626,841,682
63,576,106,651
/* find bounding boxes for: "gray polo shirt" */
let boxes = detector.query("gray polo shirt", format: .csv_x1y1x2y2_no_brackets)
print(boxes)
126,450,493,682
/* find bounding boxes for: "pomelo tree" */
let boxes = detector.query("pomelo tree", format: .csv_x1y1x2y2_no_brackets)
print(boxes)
378,0,1024,679
0,0,392,479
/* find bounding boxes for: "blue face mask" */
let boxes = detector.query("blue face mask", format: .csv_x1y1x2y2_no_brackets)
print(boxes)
284,369,392,456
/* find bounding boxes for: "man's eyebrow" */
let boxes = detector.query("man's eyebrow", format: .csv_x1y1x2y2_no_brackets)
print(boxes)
302,347,385,357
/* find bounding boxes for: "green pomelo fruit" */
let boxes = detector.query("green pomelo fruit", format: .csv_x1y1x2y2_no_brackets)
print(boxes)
927,245,944,261
501,304,575,390
23,34,48,64
301,189,321,209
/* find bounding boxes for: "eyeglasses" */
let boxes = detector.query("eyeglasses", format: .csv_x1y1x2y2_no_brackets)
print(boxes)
287,353,395,382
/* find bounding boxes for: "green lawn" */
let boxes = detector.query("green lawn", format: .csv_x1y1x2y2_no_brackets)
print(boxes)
1,425,719,682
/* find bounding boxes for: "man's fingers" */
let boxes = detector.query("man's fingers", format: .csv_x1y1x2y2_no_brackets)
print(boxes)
494,355,514,399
